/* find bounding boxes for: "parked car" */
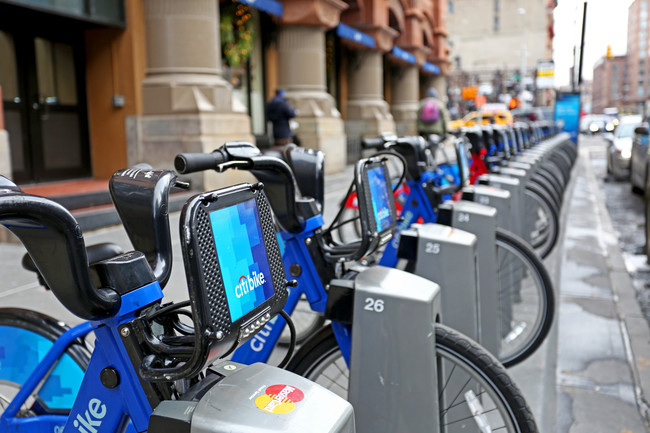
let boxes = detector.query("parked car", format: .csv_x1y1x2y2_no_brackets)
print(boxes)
630,119,650,194
582,114,614,134
605,115,642,179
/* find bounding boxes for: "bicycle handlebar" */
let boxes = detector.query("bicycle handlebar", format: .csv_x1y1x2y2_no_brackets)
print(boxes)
0,179,121,320
361,137,387,149
174,149,228,174
174,142,306,232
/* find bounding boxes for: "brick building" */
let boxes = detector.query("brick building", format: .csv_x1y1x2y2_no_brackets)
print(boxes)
592,56,629,114
0,0,449,190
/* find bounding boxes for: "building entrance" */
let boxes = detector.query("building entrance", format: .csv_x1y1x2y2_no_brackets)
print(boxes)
1,25,89,184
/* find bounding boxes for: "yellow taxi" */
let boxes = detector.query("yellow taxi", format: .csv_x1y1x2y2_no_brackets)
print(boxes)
449,109,514,130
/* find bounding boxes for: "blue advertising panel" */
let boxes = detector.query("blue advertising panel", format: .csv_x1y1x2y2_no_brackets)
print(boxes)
368,166,394,232
209,199,275,321
554,92,581,143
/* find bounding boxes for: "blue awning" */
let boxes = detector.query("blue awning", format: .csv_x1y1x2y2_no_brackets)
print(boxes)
422,61,441,75
336,24,376,49
235,0,283,17
391,47,416,64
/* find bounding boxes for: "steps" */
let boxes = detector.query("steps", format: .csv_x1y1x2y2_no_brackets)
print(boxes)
19,178,194,233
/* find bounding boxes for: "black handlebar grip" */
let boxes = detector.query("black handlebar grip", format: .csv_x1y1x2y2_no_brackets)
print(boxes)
174,151,226,174
437,184,459,196
361,137,386,149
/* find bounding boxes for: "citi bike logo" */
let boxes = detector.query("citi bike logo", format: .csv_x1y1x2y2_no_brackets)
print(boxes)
235,271,266,298
255,384,305,414
72,398,107,433
376,207,390,222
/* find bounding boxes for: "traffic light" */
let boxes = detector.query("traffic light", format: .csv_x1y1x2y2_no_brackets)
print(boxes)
509,98,519,109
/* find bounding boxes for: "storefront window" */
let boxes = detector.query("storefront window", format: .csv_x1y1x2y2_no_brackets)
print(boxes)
220,1,266,135
34,38,77,105
325,30,340,110
0,31,18,101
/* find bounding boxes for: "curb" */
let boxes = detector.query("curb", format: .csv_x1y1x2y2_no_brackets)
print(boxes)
583,144,650,429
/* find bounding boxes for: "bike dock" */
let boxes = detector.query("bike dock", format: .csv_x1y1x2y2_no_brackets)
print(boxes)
1,136,650,432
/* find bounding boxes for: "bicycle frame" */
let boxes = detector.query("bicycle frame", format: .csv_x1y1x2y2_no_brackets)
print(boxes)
1,282,163,433
231,215,353,366
232,163,455,366
379,170,454,268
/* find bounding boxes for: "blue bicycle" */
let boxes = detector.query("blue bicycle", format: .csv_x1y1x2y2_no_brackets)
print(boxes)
174,142,539,433
0,171,355,433
349,134,555,367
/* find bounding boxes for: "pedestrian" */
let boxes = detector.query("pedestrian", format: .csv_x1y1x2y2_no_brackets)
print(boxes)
267,88,297,146
417,87,450,138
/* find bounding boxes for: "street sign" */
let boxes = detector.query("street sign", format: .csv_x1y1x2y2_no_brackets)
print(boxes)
536,60,555,89
555,92,581,143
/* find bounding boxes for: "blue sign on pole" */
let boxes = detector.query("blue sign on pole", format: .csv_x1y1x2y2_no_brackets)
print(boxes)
554,92,581,144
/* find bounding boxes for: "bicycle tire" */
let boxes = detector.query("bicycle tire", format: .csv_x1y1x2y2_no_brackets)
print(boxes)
535,166,565,198
0,308,89,416
288,324,538,433
495,228,555,367
524,184,560,259
547,152,572,184
539,160,568,190
529,177,561,210
278,295,326,346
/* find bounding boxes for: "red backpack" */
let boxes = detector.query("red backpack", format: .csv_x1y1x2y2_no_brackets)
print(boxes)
420,99,441,123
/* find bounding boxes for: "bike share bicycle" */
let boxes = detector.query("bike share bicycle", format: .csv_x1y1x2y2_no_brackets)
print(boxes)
0,171,356,433
175,142,539,433
342,133,555,368
465,122,576,259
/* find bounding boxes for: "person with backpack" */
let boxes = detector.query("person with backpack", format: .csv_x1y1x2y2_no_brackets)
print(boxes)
417,87,450,137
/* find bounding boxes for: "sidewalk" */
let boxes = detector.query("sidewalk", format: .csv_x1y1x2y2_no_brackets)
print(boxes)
551,136,650,432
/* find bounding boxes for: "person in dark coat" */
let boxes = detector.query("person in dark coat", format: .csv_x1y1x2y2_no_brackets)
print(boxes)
266,88,297,146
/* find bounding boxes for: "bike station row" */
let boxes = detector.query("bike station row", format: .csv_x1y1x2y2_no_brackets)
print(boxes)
0,120,574,433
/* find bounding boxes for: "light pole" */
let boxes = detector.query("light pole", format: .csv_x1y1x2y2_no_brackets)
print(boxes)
518,7,527,91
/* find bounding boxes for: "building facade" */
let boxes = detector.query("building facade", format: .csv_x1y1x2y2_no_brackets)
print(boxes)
592,55,628,114
445,0,554,106
627,0,650,110
0,0,449,189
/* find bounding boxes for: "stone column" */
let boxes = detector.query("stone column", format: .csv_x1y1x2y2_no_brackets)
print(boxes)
0,86,10,180
131,0,254,189
276,0,348,173
345,50,395,162
276,25,346,173
390,64,419,137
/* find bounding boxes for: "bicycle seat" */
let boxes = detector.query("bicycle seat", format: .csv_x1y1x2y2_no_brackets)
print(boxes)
0,176,122,320
282,145,325,211
262,144,325,211
21,242,124,278
390,136,431,180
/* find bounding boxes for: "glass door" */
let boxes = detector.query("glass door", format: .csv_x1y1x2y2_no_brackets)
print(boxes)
1,28,89,183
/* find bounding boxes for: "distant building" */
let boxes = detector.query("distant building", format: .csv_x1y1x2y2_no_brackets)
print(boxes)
628,0,650,110
592,56,628,114
446,0,555,94
0,0,449,187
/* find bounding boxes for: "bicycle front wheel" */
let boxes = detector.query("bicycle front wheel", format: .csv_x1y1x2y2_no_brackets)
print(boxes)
495,228,555,367
0,308,89,416
524,184,559,259
288,324,538,433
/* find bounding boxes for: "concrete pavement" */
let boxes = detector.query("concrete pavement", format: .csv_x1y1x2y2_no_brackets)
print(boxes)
1,136,650,431
551,135,650,432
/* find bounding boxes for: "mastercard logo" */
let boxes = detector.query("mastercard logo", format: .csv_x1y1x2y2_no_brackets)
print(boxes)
255,384,305,414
